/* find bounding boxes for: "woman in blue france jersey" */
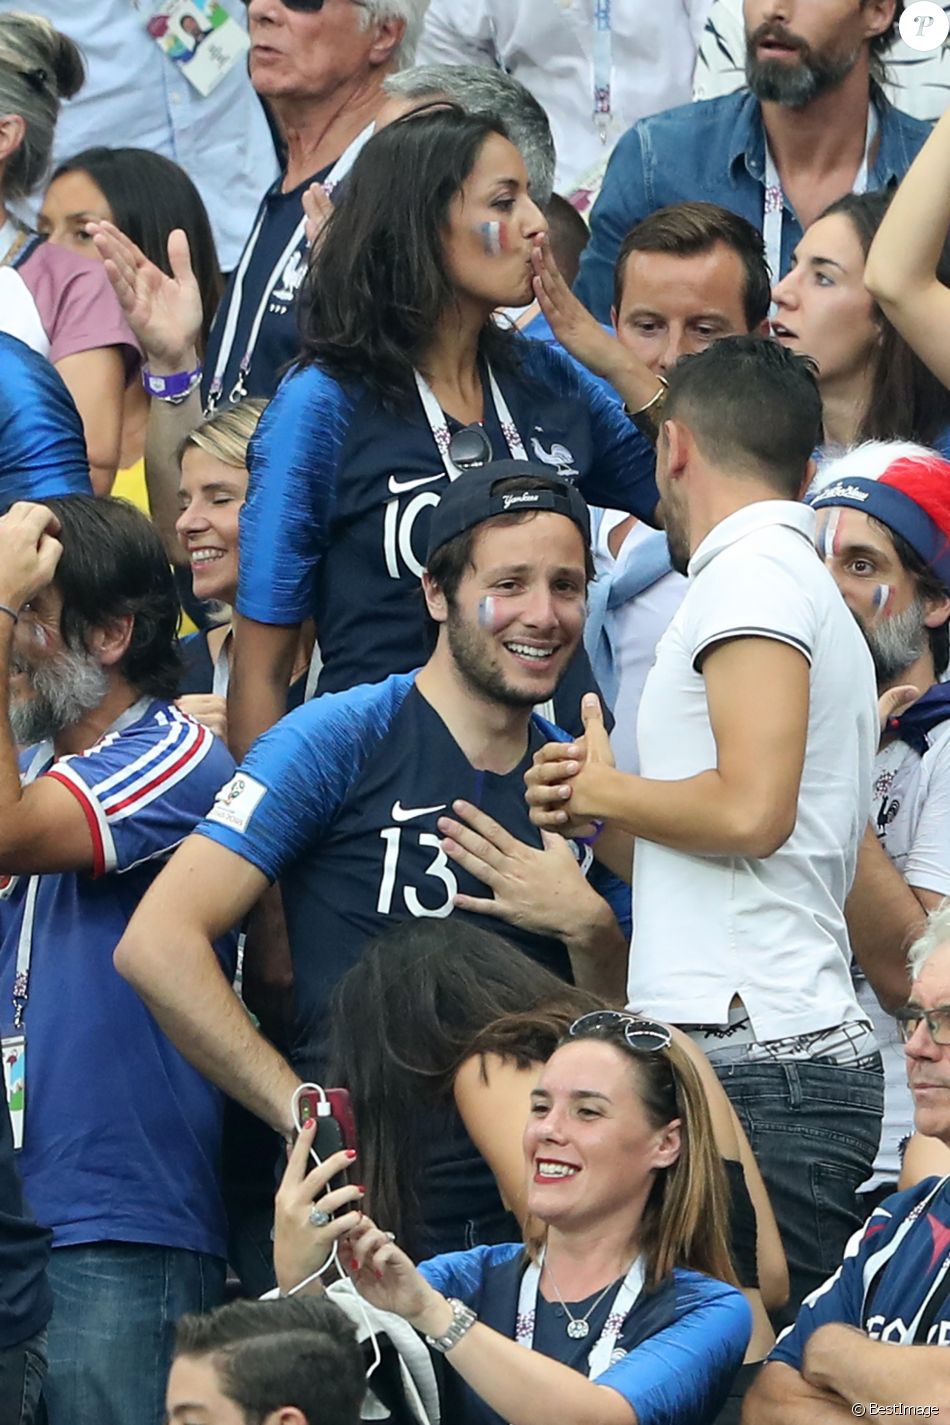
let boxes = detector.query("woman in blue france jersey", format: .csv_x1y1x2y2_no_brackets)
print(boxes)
229,105,660,755
274,1009,751,1425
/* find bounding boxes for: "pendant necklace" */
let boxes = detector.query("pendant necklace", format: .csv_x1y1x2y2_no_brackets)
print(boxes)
543,1262,620,1341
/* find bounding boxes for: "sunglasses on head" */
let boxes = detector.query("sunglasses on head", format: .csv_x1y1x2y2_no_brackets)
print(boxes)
568,1010,673,1054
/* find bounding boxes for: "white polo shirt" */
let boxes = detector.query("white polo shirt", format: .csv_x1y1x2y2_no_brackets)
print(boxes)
627,501,879,1040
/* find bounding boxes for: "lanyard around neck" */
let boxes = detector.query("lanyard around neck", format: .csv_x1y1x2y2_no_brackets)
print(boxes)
207,120,377,411
592,0,612,142
515,1249,645,1379
763,103,879,290
413,364,528,480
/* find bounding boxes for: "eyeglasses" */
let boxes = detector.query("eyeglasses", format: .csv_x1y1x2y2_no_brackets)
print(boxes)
243,0,366,13
896,1007,950,1047
568,1011,673,1054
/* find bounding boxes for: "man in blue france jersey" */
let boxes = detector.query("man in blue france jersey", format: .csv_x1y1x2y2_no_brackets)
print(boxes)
745,909,950,1420
0,497,237,1425
116,468,629,1137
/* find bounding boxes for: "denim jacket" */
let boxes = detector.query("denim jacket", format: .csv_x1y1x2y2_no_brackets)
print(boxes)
574,88,932,321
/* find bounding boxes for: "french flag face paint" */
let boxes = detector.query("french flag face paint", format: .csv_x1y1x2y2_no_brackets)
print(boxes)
819,509,841,561
478,595,502,631
477,221,509,256
871,583,893,620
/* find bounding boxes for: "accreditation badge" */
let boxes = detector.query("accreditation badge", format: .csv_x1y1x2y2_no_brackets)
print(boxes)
145,0,249,97
1,1033,25,1150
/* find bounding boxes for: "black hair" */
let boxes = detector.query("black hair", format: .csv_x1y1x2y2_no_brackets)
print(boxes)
545,193,589,288
663,335,823,498
613,201,771,331
297,106,520,407
49,146,223,355
40,495,181,699
819,190,950,449
174,1297,364,1425
325,920,608,1252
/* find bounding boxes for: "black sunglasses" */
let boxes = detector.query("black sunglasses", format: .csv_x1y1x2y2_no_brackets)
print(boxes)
243,0,366,12
568,1010,673,1054
448,425,492,470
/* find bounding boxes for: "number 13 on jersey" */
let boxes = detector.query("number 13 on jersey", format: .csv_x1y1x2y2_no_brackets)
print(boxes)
376,827,459,918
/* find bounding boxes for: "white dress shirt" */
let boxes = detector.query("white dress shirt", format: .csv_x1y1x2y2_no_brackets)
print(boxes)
417,0,716,195
8,0,280,270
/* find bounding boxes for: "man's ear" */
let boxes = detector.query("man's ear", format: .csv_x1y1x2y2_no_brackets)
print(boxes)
422,571,449,625
0,113,25,167
754,317,770,337
661,418,690,482
367,14,406,68
88,614,134,669
923,592,950,632
862,0,898,45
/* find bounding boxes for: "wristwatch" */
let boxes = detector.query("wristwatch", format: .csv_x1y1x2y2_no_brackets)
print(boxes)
425,1298,477,1353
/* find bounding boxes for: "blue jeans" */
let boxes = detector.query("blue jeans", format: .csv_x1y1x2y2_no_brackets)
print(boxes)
0,1329,46,1425
45,1244,225,1425
714,1057,883,1328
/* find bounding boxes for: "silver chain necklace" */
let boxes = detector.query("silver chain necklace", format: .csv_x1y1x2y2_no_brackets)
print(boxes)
543,1262,621,1341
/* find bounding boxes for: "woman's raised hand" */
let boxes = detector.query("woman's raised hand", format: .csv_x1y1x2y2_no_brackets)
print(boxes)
89,221,202,370
273,1117,364,1295
530,235,625,382
344,1217,452,1336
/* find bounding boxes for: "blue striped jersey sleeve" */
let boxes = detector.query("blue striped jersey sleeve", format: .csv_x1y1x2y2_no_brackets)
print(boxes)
237,362,356,626
46,705,233,878
195,672,416,882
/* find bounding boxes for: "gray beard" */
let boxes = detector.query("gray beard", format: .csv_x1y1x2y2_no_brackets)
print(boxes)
9,644,109,746
860,597,929,687
745,42,860,108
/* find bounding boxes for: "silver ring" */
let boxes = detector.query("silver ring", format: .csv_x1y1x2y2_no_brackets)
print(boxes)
309,1207,332,1228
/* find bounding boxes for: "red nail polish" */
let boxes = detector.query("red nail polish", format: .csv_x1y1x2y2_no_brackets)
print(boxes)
357,1184,366,1193
345,1149,357,1159
303,1117,315,1130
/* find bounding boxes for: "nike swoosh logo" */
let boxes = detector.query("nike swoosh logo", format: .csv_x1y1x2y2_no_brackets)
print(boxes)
387,473,444,494
391,801,447,823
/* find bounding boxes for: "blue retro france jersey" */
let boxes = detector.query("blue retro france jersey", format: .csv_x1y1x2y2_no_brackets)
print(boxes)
236,336,659,697
197,672,628,1076
0,700,237,1255
771,1176,950,1364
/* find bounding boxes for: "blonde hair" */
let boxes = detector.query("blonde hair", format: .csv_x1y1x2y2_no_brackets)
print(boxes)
179,399,267,471
0,13,84,199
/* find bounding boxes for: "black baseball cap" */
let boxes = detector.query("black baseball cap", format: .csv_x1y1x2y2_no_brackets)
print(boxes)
425,461,591,563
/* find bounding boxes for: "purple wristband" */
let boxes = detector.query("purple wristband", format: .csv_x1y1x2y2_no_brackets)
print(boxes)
575,819,605,847
141,364,202,403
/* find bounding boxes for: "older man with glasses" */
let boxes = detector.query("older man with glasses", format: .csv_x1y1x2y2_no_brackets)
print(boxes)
745,905,950,1421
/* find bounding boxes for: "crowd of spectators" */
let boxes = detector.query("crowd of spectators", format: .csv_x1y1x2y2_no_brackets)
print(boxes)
2,2,950,1424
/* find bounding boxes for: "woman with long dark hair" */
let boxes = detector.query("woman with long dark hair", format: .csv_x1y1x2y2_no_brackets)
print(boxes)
771,189,950,457
40,146,222,519
276,999,753,1425
227,104,659,754
276,921,785,1378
